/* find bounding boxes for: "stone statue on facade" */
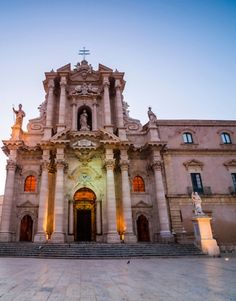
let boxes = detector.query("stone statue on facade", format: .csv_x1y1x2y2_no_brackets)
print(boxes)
80,109,90,131
148,107,157,123
13,104,25,128
192,192,204,215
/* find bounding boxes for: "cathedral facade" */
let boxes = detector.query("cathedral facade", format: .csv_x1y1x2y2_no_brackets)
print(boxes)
0,59,236,245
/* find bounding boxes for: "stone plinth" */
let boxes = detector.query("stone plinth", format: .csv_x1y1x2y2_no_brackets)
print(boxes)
192,215,220,256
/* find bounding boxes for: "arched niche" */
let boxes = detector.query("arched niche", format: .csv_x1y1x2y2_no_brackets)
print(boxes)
77,105,92,131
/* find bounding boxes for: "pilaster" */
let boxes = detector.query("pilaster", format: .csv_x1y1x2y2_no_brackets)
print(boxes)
115,79,127,140
44,79,55,139
0,159,17,242
103,76,113,133
151,154,172,242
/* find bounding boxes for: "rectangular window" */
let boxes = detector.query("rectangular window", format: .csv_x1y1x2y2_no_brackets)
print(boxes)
191,173,203,193
232,173,236,190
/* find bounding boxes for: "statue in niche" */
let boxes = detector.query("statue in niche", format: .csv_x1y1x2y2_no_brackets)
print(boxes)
192,192,205,215
148,107,157,123
13,104,25,128
80,109,90,131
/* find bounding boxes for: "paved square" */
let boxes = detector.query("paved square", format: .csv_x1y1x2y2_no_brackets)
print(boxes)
0,257,235,301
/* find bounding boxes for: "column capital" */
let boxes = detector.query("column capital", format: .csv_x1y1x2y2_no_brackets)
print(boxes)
103,77,110,88
48,79,55,89
120,159,129,171
56,159,67,170
41,160,50,171
115,79,121,89
60,76,67,87
6,160,17,171
105,159,115,170
151,160,162,171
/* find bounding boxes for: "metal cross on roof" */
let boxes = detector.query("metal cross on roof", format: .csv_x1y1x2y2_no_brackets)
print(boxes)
79,47,90,60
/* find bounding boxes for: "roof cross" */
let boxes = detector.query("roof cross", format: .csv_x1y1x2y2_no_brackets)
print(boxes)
79,47,90,60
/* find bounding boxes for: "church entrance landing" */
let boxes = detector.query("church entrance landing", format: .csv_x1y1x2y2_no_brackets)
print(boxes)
74,188,96,242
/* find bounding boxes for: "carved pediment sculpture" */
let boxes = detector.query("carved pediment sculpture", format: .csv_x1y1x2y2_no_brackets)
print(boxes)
71,138,97,149
71,83,99,96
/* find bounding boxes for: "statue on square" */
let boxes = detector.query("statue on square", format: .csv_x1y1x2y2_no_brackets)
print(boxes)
192,192,204,215
80,109,90,131
13,104,25,128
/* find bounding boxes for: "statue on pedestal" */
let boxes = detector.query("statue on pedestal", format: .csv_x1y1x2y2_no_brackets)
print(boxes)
192,192,204,215
13,104,25,128
80,109,90,131
148,107,157,123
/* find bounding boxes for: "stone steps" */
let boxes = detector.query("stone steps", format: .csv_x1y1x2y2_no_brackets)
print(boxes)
0,242,204,258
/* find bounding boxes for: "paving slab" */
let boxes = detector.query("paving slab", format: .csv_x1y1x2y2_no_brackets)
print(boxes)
0,257,235,301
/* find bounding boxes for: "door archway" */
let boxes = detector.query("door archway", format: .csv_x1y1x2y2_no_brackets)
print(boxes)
137,214,150,242
73,187,96,241
20,215,33,241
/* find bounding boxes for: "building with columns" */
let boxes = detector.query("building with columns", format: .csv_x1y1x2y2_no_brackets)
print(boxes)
0,59,236,245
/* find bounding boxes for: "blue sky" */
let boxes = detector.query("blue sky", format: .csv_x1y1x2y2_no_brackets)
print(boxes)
0,0,235,194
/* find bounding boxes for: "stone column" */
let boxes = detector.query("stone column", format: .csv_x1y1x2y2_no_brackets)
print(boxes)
96,200,102,235
68,200,74,235
71,98,77,131
105,148,120,243
115,79,126,140
120,152,137,243
57,76,67,132
34,155,49,242
0,159,17,242
103,76,113,133
152,160,172,242
44,79,54,139
51,147,66,243
92,98,98,131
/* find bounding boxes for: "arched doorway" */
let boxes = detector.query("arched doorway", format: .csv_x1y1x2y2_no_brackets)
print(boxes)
73,187,96,241
137,215,150,242
20,215,33,241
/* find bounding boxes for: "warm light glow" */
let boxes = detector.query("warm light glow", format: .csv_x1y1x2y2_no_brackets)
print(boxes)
133,176,145,192
24,175,36,192
74,187,96,201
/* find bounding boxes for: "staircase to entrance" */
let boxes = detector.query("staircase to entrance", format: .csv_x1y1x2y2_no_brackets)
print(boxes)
0,242,204,258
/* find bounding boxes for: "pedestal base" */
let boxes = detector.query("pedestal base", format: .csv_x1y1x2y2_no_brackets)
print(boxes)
124,233,137,243
192,215,220,256
50,232,65,243
106,232,120,243
0,232,14,242
34,232,47,243
158,230,174,243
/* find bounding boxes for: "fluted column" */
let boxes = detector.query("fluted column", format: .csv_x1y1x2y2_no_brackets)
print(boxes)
44,79,54,139
105,149,120,243
103,76,113,133
57,76,67,132
152,160,172,242
51,149,66,243
92,98,98,131
120,155,137,243
115,79,127,140
34,156,49,242
0,160,17,241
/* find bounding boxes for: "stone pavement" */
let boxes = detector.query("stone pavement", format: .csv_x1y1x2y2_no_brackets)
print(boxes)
0,257,235,301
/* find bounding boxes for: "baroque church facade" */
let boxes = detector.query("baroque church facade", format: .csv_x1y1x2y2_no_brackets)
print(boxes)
0,59,236,245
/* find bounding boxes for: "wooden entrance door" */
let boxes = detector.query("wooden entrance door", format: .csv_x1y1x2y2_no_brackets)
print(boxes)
137,215,150,242
76,209,92,241
20,215,33,241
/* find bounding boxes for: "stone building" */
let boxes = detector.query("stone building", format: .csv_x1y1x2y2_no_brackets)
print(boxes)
0,59,236,245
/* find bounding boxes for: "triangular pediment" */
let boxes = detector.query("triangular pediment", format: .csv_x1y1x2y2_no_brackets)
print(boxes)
224,159,236,169
98,63,113,72
183,159,204,170
57,63,71,72
135,200,152,208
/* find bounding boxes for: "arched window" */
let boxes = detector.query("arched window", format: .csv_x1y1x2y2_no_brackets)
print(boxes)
24,175,36,192
183,132,193,144
133,176,145,192
221,132,232,144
